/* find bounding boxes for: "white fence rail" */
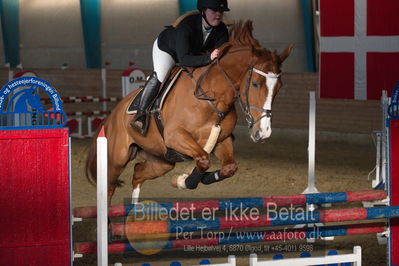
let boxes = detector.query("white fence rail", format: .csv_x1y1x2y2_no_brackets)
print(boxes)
249,246,361,266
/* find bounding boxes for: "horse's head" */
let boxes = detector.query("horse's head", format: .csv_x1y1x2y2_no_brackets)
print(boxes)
215,20,293,142
241,45,293,142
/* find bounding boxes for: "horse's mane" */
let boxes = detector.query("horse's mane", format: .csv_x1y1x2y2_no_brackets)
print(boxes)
221,20,270,57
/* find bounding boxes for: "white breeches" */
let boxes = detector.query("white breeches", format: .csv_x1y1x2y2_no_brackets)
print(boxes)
152,38,175,83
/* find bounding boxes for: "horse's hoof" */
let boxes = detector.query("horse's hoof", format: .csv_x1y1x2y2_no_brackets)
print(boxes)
171,174,188,189
220,162,238,178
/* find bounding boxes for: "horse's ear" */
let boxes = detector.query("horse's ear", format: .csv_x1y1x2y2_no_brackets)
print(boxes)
245,20,253,31
279,45,294,62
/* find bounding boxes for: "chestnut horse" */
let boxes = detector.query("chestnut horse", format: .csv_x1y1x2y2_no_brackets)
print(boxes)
86,20,293,204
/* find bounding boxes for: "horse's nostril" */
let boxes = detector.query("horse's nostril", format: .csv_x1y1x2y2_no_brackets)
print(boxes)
255,130,261,140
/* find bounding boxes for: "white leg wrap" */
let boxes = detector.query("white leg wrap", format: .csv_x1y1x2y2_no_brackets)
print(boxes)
214,171,220,181
131,185,141,204
203,125,221,153
176,174,188,189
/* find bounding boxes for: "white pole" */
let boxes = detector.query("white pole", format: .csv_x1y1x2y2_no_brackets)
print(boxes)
298,91,328,242
6,63,13,81
381,90,388,189
373,132,381,188
8,70,13,81
97,127,108,266
303,91,318,194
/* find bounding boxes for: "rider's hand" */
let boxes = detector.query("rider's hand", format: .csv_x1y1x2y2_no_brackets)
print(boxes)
210,49,221,61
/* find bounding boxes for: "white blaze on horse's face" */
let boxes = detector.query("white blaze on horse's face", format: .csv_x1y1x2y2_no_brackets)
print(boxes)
261,72,280,138
251,68,280,141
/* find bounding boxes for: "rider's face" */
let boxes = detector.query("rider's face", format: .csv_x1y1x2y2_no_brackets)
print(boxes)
204,8,224,27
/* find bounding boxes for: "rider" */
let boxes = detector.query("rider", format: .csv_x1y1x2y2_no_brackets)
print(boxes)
131,0,230,135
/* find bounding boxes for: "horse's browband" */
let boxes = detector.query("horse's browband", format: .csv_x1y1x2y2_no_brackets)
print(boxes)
253,68,281,79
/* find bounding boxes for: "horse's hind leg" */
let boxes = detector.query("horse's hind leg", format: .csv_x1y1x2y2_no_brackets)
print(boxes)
107,163,129,206
131,151,175,204
107,144,138,205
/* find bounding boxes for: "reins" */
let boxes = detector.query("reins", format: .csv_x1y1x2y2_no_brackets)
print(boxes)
188,46,278,128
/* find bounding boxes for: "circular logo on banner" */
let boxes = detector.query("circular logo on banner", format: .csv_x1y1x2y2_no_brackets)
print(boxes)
0,77,67,129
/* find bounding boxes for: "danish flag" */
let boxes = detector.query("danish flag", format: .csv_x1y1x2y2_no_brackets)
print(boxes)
319,0,399,100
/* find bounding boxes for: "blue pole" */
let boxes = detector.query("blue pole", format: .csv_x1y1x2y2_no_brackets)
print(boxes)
112,206,399,235
300,0,316,72
80,0,101,69
0,0,19,67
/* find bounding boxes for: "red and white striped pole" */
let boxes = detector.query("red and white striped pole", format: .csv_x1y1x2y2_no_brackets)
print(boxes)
97,127,108,266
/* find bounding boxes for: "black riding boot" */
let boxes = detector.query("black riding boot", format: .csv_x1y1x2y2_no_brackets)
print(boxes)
131,72,161,135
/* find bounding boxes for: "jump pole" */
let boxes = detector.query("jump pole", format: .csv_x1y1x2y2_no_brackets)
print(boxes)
110,206,399,236
74,222,386,255
303,91,318,194
73,190,387,218
297,91,330,241
372,90,389,189
97,127,108,266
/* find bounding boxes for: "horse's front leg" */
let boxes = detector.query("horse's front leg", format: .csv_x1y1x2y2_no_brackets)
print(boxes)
165,129,211,189
165,129,211,171
201,135,238,185
214,135,238,178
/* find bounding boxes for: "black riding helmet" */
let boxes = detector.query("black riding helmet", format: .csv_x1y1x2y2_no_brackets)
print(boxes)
197,0,230,12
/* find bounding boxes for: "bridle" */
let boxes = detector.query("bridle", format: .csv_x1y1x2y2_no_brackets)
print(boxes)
235,66,281,128
193,47,281,128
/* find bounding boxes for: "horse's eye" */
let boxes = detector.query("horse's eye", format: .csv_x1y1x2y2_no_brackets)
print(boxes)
252,82,260,88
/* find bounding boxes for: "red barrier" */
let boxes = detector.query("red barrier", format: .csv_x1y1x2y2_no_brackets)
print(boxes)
0,129,71,266
390,120,399,265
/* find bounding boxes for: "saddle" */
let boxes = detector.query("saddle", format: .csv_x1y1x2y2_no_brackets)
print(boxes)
126,67,194,163
126,67,186,116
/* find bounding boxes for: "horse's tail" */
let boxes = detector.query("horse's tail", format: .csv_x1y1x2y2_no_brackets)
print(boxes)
85,119,107,185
